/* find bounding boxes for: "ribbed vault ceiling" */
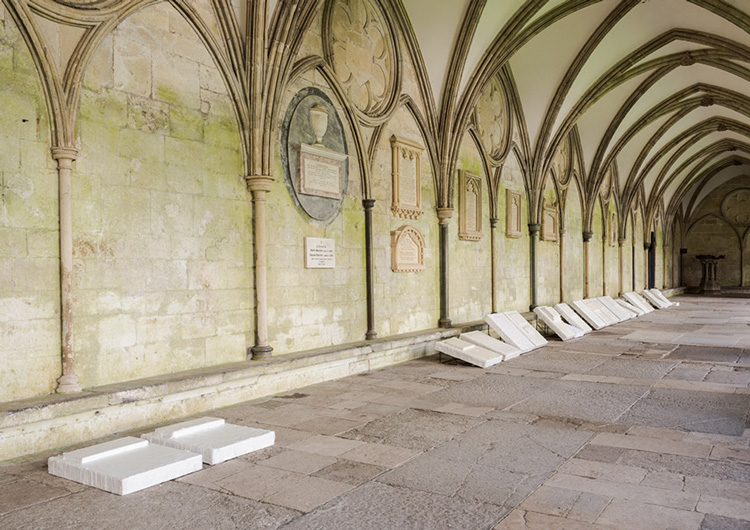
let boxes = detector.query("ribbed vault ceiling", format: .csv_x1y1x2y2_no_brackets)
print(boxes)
401,0,750,235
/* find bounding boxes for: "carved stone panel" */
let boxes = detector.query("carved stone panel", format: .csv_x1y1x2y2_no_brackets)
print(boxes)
506,189,522,238
390,136,423,220
459,171,482,241
542,206,558,242
325,0,399,119
474,75,511,162
281,88,349,224
609,210,617,246
721,188,750,225
391,225,425,272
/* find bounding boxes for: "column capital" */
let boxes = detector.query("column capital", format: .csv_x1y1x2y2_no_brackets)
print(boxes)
582,230,594,243
489,217,498,229
528,223,541,235
245,175,273,193
362,198,376,209
618,237,627,247
437,207,453,225
51,146,78,161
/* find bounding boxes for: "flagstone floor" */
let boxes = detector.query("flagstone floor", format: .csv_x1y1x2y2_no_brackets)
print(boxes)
1,295,749,529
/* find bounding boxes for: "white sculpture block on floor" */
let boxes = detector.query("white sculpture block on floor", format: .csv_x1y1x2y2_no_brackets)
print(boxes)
435,337,505,368
485,313,536,352
623,292,654,313
650,288,677,307
599,296,634,321
616,298,643,316
641,289,668,309
142,417,275,465
554,303,593,334
571,300,607,330
534,306,585,341
461,330,522,360
506,310,548,348
48,437,202,495
586,298,622,325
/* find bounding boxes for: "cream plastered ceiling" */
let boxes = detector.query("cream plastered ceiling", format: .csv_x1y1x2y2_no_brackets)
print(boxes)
400,0,750,233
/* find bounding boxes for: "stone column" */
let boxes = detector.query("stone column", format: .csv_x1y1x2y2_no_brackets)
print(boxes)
583,231,593,298
363,199,377,340
644,241,651,289
529,223,541,310
602,234,607,296
246,175,273,359
52,147,81,393
679,248,687,287
632,241,637,291
559,228,566,303
618,237,627,296
490,218,498,312
438,208,452,328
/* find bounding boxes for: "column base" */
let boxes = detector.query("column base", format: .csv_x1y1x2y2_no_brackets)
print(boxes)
55,373,82,394
249,345,273,360
438,318,452,328
365,330,378,340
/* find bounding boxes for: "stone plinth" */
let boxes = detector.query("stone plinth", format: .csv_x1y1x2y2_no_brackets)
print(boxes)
696,254,725,292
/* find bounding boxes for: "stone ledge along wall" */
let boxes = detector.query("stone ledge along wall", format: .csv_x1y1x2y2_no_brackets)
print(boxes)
0,6,62,401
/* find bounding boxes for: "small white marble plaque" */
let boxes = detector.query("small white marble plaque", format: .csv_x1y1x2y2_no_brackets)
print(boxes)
506,310,548,348
650,289,675,307
586,298,621,325
599,296,634,321
616,298,643,316
642,289,669,309
485,313,536,352
623,292,655,313
299,143,347,199
305,237,335,268
435,337,505,368
461,330,522,359
554,303,593,334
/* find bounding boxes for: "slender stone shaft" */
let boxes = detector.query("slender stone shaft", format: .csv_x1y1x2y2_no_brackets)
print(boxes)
246,175,274,359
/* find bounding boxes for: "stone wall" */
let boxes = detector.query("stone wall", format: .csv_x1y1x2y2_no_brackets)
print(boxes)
0,7,61,401
563,181,584,301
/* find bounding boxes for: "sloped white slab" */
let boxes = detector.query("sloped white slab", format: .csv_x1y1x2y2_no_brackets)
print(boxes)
506,310,548,348
435,337,505,368
48,437,202,495
485,313,536,352
641,289,669,309
585,298,620,325
623,292,654,313
650,288,676,307
142,417,275,465
534,306,585,341
599,296,634,321
616,298,643,316
571,300,607,330
461,331,522,360
554,303,592,334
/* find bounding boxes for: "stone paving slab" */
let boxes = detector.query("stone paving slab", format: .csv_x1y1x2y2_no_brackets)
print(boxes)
5,295,750,528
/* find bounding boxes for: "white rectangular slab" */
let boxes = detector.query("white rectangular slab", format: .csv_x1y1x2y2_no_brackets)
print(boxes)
571,300,607,330
506,310,548,348
554,303,592,334
650,288,676,307
641,289,669,309
599,296,634,321
485,313,536,352
534,306,585,341
461,330,522,360
585,298,621,325
435,337,505,368
623,292,654,313
616,298,643,316
142,417,275,465
48,437,202,495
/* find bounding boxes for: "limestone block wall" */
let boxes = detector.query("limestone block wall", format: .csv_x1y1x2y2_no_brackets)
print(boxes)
683,176,750,288
495,152,530,312
633,212,646,291
0,7,61,401
537,182,560,307
72,4,251,387
449,136,492,323
589,204,604,297
371,106,438,336
605,204,619,296
563,182,584,301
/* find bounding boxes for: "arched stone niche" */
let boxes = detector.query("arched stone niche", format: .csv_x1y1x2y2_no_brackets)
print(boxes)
281,87,349,224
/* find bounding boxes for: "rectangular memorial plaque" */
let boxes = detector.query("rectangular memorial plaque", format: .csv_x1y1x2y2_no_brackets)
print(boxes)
390,135,423,219
506,189,522,238
305,237,335,268
542,205,558,242
459,170,482,241
299,143,347,200
391,225,425,272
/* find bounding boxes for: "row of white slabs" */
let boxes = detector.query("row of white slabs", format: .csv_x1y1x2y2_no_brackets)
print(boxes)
434,289,677,369
435,310,548,369
48,417,274,495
